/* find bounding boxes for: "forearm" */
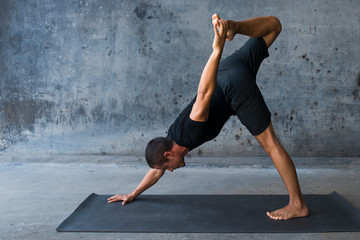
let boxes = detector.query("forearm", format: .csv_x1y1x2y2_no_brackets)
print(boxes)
131,168,165,197
197,49,222,99
235,16,281,39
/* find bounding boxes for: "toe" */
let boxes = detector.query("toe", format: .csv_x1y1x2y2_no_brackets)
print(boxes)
267,211,274,219
212,13,220,20
212,14,220,26
267,210,281,220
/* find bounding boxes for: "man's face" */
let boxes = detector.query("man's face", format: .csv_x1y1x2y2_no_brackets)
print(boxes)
159,153,185,172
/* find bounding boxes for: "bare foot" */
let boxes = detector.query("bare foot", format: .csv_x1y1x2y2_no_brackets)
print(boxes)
267,203,309,220
212,13,237,41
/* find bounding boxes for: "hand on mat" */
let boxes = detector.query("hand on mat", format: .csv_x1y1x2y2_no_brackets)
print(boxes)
107,193,135,205
212,15,228,51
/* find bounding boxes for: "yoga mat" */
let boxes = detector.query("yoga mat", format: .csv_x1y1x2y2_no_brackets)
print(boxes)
56,192,360,233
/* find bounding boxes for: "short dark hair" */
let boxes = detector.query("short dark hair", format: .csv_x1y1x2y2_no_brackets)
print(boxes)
145,137,173,168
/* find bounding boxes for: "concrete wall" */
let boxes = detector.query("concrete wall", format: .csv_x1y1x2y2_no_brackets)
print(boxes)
1,0,359,159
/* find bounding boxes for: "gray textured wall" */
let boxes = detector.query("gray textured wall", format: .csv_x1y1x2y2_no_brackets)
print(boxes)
1,0,359,158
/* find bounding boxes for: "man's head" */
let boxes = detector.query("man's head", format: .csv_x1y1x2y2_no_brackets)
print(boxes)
145,137,186,171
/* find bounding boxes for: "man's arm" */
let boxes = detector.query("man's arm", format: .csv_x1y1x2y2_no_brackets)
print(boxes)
190,19,228,122
107,168,165,205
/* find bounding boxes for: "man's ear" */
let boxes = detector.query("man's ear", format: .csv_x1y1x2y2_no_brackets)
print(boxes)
164,151,173,160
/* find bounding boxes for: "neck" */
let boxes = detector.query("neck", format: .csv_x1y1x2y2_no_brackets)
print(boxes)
172,141,189,156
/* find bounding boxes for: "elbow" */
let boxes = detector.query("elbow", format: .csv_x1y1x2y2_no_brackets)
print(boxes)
196,91,212,104
197,89,213,100
197,90,207,100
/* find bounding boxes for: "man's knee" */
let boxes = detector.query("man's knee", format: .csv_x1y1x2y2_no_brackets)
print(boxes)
257,134,278,154
269,16,282,34
254,123,282,155
263,138,282,156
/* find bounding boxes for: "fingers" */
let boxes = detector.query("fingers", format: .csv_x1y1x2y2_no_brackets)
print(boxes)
212,19,228,51
107,194,122,203
107,195,118,200
107,194,133,205
211,13,228,39
218,20,228,36
213,23,220,38
218,20,224,34
214,20,228,38
214,20,224,38
107,196,116,203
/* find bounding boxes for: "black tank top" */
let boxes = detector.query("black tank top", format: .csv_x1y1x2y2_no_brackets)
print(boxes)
167,84,233,151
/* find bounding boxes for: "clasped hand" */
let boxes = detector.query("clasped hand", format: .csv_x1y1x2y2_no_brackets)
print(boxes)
212,19,229,51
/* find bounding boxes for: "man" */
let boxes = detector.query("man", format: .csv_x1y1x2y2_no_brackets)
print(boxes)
108,14,309,221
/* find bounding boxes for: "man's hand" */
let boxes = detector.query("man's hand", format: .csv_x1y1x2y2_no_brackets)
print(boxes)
107,169,164,206
107,193,135,205
212,17,228,52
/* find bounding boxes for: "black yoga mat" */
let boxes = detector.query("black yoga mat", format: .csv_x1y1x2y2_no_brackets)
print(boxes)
56,192,360,233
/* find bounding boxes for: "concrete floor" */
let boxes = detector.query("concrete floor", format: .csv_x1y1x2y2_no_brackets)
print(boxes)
1,157,360,240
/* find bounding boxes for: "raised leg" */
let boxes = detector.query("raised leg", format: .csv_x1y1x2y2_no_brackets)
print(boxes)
212,14,282,48
254,122,309,220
